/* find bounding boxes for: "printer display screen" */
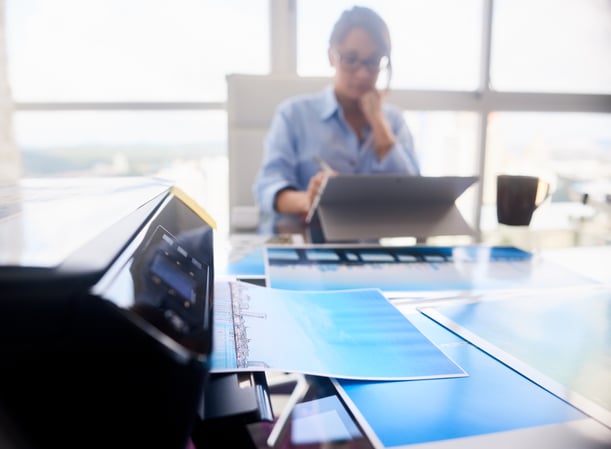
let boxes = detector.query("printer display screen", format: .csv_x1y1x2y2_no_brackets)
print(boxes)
149,240,199,304
97,193,214,357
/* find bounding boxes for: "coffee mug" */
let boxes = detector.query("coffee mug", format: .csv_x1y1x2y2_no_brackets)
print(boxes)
496,174,550,226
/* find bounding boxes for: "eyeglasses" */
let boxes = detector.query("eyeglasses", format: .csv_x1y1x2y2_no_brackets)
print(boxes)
333,50,390,74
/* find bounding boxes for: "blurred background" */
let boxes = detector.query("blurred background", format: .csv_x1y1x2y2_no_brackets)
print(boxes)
1,0,610,241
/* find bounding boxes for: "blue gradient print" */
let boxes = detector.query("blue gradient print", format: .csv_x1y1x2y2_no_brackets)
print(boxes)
210,281,465,380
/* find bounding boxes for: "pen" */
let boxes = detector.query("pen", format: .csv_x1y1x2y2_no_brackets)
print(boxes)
306,168,333,223
313,155,334,173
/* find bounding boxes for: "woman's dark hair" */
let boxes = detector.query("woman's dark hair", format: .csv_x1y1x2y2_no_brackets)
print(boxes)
329,6,391,58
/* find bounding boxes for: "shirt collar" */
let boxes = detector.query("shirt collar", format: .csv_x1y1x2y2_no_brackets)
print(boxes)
320,85,339,121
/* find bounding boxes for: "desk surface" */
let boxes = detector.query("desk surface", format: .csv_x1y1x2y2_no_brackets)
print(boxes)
214,240,611,448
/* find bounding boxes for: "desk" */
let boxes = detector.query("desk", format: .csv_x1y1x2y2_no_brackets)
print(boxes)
223,200,609,259
215,239,611,449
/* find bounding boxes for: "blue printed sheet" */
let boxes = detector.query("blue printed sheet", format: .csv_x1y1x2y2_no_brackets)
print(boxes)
334,312,595,448
420,284,611,428
264,244,600,293
210,280,465,381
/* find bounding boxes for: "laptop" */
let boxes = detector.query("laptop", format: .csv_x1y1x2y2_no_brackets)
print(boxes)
311,174,478,242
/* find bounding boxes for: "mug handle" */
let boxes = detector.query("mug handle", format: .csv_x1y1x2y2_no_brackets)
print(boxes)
535,179,551,207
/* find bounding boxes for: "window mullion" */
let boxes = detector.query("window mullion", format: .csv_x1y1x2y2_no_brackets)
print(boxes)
473,0,495,240
270,0,297,75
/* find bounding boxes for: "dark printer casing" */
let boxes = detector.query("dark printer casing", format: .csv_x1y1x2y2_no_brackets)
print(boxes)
0,178,215,449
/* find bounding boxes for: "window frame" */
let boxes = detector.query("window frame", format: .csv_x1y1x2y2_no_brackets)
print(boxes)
11,0,611,237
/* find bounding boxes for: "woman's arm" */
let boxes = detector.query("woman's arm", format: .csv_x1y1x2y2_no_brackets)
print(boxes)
275,170,331,215
359,89,396,160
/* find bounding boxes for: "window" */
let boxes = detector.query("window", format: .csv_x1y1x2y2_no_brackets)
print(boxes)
6,0,269,232
6,0,269,102
13,110,228,223
404,111,479,177
491,0,611,93
484,112,611,204
4,0,611,238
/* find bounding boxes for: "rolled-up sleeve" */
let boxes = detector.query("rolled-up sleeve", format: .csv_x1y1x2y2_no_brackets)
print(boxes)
253,105,300,214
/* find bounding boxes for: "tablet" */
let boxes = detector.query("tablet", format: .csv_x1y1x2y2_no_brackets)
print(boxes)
313,174,478,241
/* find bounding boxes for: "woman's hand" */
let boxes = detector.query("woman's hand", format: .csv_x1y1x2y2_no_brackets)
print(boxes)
307,170,334,206
359,89,384,124
359,89,396,160
275,170,336,216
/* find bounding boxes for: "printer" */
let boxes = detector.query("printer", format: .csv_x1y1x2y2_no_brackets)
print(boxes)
0,177,215,449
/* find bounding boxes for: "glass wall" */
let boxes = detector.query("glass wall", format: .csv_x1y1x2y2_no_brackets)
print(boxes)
297,0,611,235
487,0,611,215
6,0,269,231
5,0,611,236
13,110,228,222
484,112,611,203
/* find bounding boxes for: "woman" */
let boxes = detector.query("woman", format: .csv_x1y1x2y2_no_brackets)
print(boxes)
253,5,420,233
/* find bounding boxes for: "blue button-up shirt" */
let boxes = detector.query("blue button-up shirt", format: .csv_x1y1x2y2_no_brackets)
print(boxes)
253,85,420,230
